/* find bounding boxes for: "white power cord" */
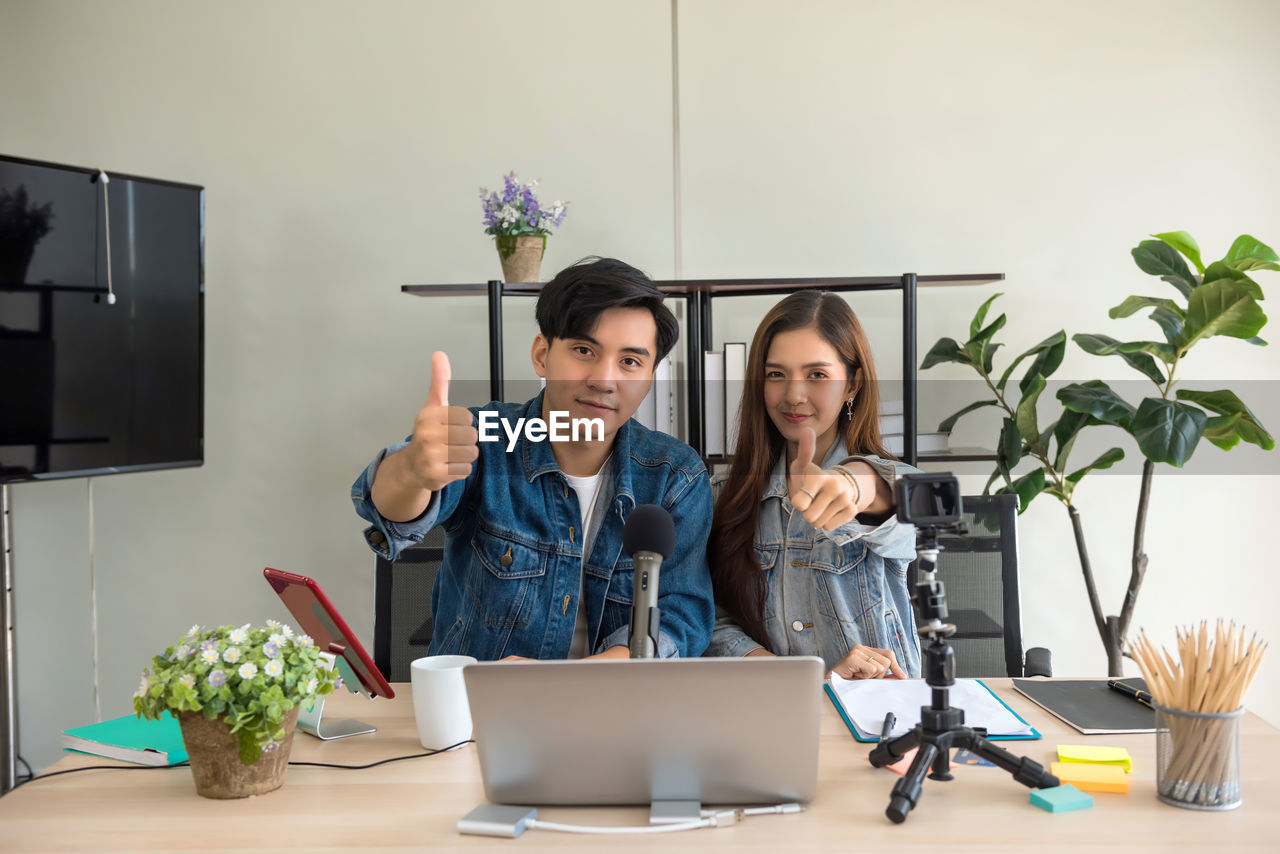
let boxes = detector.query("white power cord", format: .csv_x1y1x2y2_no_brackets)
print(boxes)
712,803,805,817
526,810,740,835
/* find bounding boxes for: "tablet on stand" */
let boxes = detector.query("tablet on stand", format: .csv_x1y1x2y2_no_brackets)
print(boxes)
264,567,395,740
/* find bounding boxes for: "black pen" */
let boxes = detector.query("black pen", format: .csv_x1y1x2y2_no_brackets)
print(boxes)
879,712,896,742
1107,679,1153,708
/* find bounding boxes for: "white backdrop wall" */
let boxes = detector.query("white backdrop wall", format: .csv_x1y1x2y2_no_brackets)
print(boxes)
2,0,1277,772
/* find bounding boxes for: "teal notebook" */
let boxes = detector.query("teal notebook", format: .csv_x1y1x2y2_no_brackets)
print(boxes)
825,676,1041,742
61,710,188,766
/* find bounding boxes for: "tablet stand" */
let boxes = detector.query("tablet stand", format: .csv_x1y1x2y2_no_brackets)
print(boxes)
298,649,376,740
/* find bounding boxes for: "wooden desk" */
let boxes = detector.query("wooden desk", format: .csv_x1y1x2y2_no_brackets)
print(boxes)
2,680,1277,852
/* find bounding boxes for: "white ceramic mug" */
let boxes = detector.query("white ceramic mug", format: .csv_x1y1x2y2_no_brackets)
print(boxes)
409,655,477,750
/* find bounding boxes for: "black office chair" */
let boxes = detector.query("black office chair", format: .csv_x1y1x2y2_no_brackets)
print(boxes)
906,493,1051,678
373,527,445,682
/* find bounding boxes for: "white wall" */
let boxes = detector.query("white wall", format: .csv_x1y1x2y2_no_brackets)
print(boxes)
3,0,1277,772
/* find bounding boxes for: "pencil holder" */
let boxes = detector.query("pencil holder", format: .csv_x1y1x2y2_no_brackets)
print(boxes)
1154,703,1243,811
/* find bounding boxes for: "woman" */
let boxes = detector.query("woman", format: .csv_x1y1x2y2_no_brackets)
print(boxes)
706,290,922,678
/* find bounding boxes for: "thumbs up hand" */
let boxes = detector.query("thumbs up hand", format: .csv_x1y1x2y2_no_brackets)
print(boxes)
787,427,864,531
406,351,478,492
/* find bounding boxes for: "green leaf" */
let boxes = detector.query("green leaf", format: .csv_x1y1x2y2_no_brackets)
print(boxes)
1153,231,1204,274
1018,330,1067,395
969,292,1004,340
1175,389,1275,451
1182,279,1268,348
1016,374,1046,451
964,313,1007,373
1224,234,1280,273
982,341,1003,375
1132,239,1195,298
1247,336,1268,346
921,337,970,369
1008,468,1047,514
1202,261,1264,300
1202,415,1242,451
1130,398,1208,466
1109,295,1184,320
1112,338,1178,364
982,467,1004,495
1052,408,1100,471
999,416,1022,473
1066,447,1125,484
998,331,1067,394
1072,333,1166,383
1057,380,1136,429
937,399,1000,433
1150,306,1185,344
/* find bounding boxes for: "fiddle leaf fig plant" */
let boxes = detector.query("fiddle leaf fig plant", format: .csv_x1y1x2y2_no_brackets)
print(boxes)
922,232,1275,676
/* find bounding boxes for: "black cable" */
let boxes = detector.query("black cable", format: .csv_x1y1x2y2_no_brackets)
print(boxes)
16,754,34,781
10,761,191,789
8,740,474,788
287,740,474,769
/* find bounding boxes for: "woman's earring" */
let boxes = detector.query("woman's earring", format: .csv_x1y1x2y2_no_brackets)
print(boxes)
845,397,855,419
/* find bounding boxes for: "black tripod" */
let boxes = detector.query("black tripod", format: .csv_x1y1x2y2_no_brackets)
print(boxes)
867,501,1058,823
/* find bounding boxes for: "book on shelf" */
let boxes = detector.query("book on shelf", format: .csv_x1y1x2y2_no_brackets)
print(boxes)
635,372,658,430
635,357,676,436
879,413,904,435
652,357,674,436
723,342,746,455
703,350,725,456
883,432,950,456
61,710,188,766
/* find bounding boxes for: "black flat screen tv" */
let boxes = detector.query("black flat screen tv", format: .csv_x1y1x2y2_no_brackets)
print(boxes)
0,155,204,482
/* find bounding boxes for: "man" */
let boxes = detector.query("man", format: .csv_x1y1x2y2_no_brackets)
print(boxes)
352,257,714,660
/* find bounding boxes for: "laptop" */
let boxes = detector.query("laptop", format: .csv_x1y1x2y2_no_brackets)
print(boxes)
463,656,824,806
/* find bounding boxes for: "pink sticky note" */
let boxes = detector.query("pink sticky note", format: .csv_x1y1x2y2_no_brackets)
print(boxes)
874,747,960,777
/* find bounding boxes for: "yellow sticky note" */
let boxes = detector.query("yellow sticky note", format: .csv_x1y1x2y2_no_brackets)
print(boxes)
1056,744,1133,773
1050,761,1130,793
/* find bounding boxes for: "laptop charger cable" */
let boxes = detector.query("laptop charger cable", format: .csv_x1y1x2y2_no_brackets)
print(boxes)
457,802,804,838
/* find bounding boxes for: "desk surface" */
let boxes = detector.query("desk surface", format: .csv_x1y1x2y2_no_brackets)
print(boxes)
2,679,1277,852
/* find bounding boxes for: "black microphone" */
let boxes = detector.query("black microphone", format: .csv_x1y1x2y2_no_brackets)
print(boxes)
622,504,675,659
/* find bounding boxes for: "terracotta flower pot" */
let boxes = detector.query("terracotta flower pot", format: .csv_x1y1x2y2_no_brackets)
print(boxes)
495,234,546,283
176,707,298,799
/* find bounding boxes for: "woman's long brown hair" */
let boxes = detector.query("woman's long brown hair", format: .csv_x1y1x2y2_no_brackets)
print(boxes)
708,291,891,650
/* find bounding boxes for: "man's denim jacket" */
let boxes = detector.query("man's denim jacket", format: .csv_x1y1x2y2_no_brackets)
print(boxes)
351,392,715,661
705,440,923,676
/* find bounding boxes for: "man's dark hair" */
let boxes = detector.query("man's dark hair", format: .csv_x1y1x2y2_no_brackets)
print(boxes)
534,257,679,362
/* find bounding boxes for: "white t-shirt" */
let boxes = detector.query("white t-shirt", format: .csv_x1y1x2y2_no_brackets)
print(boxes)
563,470,602,659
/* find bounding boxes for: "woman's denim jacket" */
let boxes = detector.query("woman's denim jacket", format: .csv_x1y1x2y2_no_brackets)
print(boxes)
706,440,922,676
351,392,716,661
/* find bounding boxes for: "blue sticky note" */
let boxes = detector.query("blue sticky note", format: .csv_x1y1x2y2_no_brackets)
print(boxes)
1030,784,1094,813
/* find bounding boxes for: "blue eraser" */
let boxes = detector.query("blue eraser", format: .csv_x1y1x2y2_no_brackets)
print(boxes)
1030,784,1094,813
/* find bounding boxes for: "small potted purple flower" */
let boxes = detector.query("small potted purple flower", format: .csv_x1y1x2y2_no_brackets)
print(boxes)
133,621,337,798
480,171,568,283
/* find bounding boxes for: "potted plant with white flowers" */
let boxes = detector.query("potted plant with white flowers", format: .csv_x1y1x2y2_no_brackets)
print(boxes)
479,171,568,283
133,620,338,799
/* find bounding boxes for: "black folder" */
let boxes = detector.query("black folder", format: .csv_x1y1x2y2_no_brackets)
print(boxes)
1011,678,1156,734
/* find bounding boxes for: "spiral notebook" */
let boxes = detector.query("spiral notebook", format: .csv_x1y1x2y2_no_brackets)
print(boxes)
825,675,1040,742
